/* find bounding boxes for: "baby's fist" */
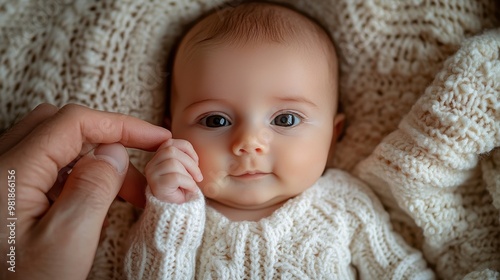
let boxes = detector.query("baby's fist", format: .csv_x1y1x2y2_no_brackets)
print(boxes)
145,139,203,204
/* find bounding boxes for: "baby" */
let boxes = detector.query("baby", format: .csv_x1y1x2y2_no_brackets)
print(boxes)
125,2,434,279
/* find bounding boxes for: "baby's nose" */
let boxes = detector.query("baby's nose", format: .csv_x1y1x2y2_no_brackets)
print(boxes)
232,128,271,156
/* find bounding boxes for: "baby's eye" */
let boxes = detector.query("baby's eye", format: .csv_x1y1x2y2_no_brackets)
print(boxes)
199,114,232,127
271,113,302,127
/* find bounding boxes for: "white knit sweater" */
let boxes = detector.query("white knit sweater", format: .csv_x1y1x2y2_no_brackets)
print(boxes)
124,169,434,279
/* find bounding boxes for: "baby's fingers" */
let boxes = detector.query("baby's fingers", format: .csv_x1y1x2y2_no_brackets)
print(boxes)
149,173,198,203
153,140,203,182
159,138,199,162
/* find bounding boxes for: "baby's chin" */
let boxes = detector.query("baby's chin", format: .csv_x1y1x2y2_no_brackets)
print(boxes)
205,191,291,210
205,194,291,221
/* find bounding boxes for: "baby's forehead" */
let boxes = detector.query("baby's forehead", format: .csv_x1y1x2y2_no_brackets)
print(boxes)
176,2,336,64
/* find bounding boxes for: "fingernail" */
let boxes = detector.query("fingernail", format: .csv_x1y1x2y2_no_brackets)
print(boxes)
94,143,128,173
198,169,204,182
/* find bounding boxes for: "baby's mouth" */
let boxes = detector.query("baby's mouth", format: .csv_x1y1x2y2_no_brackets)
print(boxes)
231,171,271,180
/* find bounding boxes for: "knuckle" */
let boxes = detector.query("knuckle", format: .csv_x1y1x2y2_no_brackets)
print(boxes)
59,103,83,116
168,158,184,170
160,145,177,158
56,104,86,125
35,103,58,112
175,138,188,147
178,139,194,151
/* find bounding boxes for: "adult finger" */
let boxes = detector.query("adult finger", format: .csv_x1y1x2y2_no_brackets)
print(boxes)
48,160,148,209
4,104,171,215
118,162,147,208
0,103,58,155
30,143,129,279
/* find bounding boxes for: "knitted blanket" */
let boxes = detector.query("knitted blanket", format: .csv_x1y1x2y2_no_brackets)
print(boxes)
1,0,498,279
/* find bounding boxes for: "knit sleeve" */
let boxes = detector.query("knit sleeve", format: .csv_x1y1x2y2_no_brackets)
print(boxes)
345,178,435,280
123,186,206,280
354,29,500,278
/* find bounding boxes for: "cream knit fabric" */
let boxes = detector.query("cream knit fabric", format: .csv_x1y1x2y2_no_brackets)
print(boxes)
125,169,434,279
0,0,499,279
355,29,500,279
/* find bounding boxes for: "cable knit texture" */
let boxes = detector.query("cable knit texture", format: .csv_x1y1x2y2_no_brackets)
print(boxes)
0,0,499,279
125,169,434,279
125,187,206,279
354,29,500,279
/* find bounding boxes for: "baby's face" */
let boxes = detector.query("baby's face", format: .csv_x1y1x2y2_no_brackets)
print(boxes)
170,42,339,210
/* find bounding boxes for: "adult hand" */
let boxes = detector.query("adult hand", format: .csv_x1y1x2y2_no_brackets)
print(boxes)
0,103,171,280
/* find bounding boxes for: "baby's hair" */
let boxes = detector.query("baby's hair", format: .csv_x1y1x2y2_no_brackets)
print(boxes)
165,0,340,124
186,2,331,53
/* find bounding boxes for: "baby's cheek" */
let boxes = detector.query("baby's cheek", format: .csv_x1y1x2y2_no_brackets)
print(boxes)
195,147,228,198
275,138,326,186
198,168,232,200
201,181,218,197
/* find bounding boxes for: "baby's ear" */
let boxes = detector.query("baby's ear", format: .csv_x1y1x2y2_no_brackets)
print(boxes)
163,116,172,130
326,113,346,168
332,113,345,142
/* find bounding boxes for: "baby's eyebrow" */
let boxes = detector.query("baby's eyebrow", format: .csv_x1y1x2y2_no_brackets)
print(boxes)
274,96,318,108
184,98,226,112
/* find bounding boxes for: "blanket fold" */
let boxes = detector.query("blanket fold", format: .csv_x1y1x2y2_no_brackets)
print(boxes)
355,29,500,279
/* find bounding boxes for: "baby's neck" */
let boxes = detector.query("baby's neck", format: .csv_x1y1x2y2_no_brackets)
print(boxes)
206,199,287,222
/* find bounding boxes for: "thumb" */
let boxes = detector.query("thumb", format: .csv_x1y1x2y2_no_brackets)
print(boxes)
36,143,129,278
56,143,129,213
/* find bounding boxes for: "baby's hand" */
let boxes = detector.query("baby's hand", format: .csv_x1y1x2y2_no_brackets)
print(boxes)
145,139,203,204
